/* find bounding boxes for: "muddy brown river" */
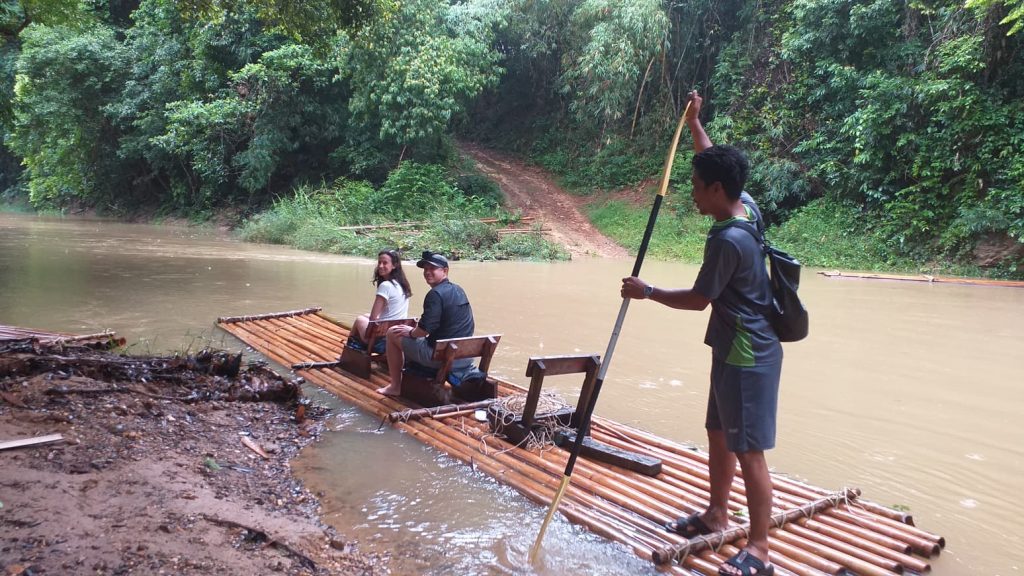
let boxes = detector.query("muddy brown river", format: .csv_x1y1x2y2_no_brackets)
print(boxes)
1,212,1020,575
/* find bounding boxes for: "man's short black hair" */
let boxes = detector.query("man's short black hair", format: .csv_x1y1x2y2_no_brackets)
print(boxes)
691,145,749,200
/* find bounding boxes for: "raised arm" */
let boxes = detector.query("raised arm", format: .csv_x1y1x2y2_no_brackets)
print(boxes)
685,91,713,152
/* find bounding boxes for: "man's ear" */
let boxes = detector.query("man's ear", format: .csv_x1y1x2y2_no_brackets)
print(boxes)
708,180,727,199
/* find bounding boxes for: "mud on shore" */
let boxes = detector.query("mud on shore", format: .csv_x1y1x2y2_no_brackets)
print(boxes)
0,341,386,576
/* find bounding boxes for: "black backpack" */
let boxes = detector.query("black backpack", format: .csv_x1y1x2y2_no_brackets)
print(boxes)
732,221,809,342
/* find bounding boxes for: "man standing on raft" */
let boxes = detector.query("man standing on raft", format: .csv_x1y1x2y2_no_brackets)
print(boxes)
621,91,782,576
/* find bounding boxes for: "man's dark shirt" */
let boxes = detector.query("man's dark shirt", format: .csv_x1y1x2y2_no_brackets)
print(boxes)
418,279,474,345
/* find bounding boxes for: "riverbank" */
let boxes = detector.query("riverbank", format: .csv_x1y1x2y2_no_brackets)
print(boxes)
0,341,386,576
586,190,1024,280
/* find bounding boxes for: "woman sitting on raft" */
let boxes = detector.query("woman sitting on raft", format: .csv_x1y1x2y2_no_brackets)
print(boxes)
351,249,413,347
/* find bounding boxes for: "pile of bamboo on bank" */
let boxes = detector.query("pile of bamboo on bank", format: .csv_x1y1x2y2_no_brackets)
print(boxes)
333,215,543,236
0,324,124,348
217,309,945,576
818,270,1024,288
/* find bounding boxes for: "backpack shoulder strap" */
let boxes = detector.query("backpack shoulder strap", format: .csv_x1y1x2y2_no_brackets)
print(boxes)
728,219,765,247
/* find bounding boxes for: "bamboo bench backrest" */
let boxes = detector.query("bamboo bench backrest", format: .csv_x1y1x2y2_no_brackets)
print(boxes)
429,334,502,385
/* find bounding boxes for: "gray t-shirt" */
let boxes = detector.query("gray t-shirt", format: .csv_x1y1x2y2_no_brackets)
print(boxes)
375,279,410,321
692,192,782,367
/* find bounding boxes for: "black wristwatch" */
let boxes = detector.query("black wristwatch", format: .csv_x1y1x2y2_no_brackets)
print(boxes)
643,284,654,299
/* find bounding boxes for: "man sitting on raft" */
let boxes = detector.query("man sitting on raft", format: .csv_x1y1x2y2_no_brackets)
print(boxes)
376,251,475,397
350,249,412,350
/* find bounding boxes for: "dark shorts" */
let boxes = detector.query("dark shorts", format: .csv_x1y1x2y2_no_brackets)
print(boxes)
400,336,472,372
705,357,782,453
401,336,441,368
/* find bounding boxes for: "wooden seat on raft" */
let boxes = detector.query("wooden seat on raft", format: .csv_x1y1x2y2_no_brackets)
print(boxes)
338,317,417,379
401,334,501,407
494,353,662,476
488,354,597,446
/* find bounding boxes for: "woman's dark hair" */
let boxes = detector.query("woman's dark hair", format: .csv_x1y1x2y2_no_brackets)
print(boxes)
691,145,749,200
374,249,413,298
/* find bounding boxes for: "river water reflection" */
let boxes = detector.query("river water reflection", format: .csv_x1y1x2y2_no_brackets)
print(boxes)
1,212,1021,575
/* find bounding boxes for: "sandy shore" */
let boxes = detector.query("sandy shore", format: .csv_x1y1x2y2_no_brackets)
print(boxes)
0,341,387,576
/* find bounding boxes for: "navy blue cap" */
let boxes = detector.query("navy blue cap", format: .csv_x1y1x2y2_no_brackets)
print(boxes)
416,251,449,269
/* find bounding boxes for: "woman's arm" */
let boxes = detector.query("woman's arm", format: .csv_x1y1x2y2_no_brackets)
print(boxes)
368,295,387,320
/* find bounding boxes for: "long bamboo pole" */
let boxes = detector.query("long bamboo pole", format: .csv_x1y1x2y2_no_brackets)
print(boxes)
529,99,693,563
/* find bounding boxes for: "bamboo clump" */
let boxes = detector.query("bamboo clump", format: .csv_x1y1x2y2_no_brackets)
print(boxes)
217,309,945,576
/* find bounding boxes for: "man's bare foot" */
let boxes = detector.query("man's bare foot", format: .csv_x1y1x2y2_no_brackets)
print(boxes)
376,385,401,397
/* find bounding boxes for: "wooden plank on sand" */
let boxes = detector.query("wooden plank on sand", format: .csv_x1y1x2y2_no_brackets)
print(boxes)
0,433,64,451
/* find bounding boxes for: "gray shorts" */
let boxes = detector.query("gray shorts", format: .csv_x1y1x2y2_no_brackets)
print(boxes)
705,357,782,453
401,336,441,368
400,336,474,372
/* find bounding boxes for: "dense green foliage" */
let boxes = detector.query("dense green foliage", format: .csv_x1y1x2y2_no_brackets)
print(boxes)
2,0,503,211
464,0,1023,275
0,0,1021,272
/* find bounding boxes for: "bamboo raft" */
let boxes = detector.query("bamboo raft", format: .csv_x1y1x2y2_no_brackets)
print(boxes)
217,307,945,576
818,270,1024,288
0,325,125,347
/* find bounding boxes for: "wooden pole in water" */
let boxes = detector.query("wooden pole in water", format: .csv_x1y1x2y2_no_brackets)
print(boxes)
529,100,693,563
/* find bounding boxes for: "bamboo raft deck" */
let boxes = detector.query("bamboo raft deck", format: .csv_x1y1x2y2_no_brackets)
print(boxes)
0,325,124,347
217,307,945,576
818,270,1024,288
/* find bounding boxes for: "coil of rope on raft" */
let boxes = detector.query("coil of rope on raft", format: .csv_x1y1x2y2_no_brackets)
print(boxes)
487,392,571,452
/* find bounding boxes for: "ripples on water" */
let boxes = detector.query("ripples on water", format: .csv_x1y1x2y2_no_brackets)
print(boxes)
299,402,657,576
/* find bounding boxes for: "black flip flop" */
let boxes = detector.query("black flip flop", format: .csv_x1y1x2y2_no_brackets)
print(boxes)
718,549,774,576
663,513,713,537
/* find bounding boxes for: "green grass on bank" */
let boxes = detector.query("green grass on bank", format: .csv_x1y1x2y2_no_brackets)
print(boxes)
587,196,708,262
588,195,1013,278
239,168,569,261
771,199,1000,277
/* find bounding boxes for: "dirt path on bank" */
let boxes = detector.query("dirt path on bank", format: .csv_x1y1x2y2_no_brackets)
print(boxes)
460,143,628,259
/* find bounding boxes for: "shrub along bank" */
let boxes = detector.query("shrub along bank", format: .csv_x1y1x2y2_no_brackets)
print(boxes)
239,162,569,261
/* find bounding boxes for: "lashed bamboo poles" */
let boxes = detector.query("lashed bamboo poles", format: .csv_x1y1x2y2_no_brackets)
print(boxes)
300,366,725,576
0,325,121,347
216,311,944,576
316,365,845,576
387,399,497,423
235,313,925,573
217,306,323,324
592,419,939,564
